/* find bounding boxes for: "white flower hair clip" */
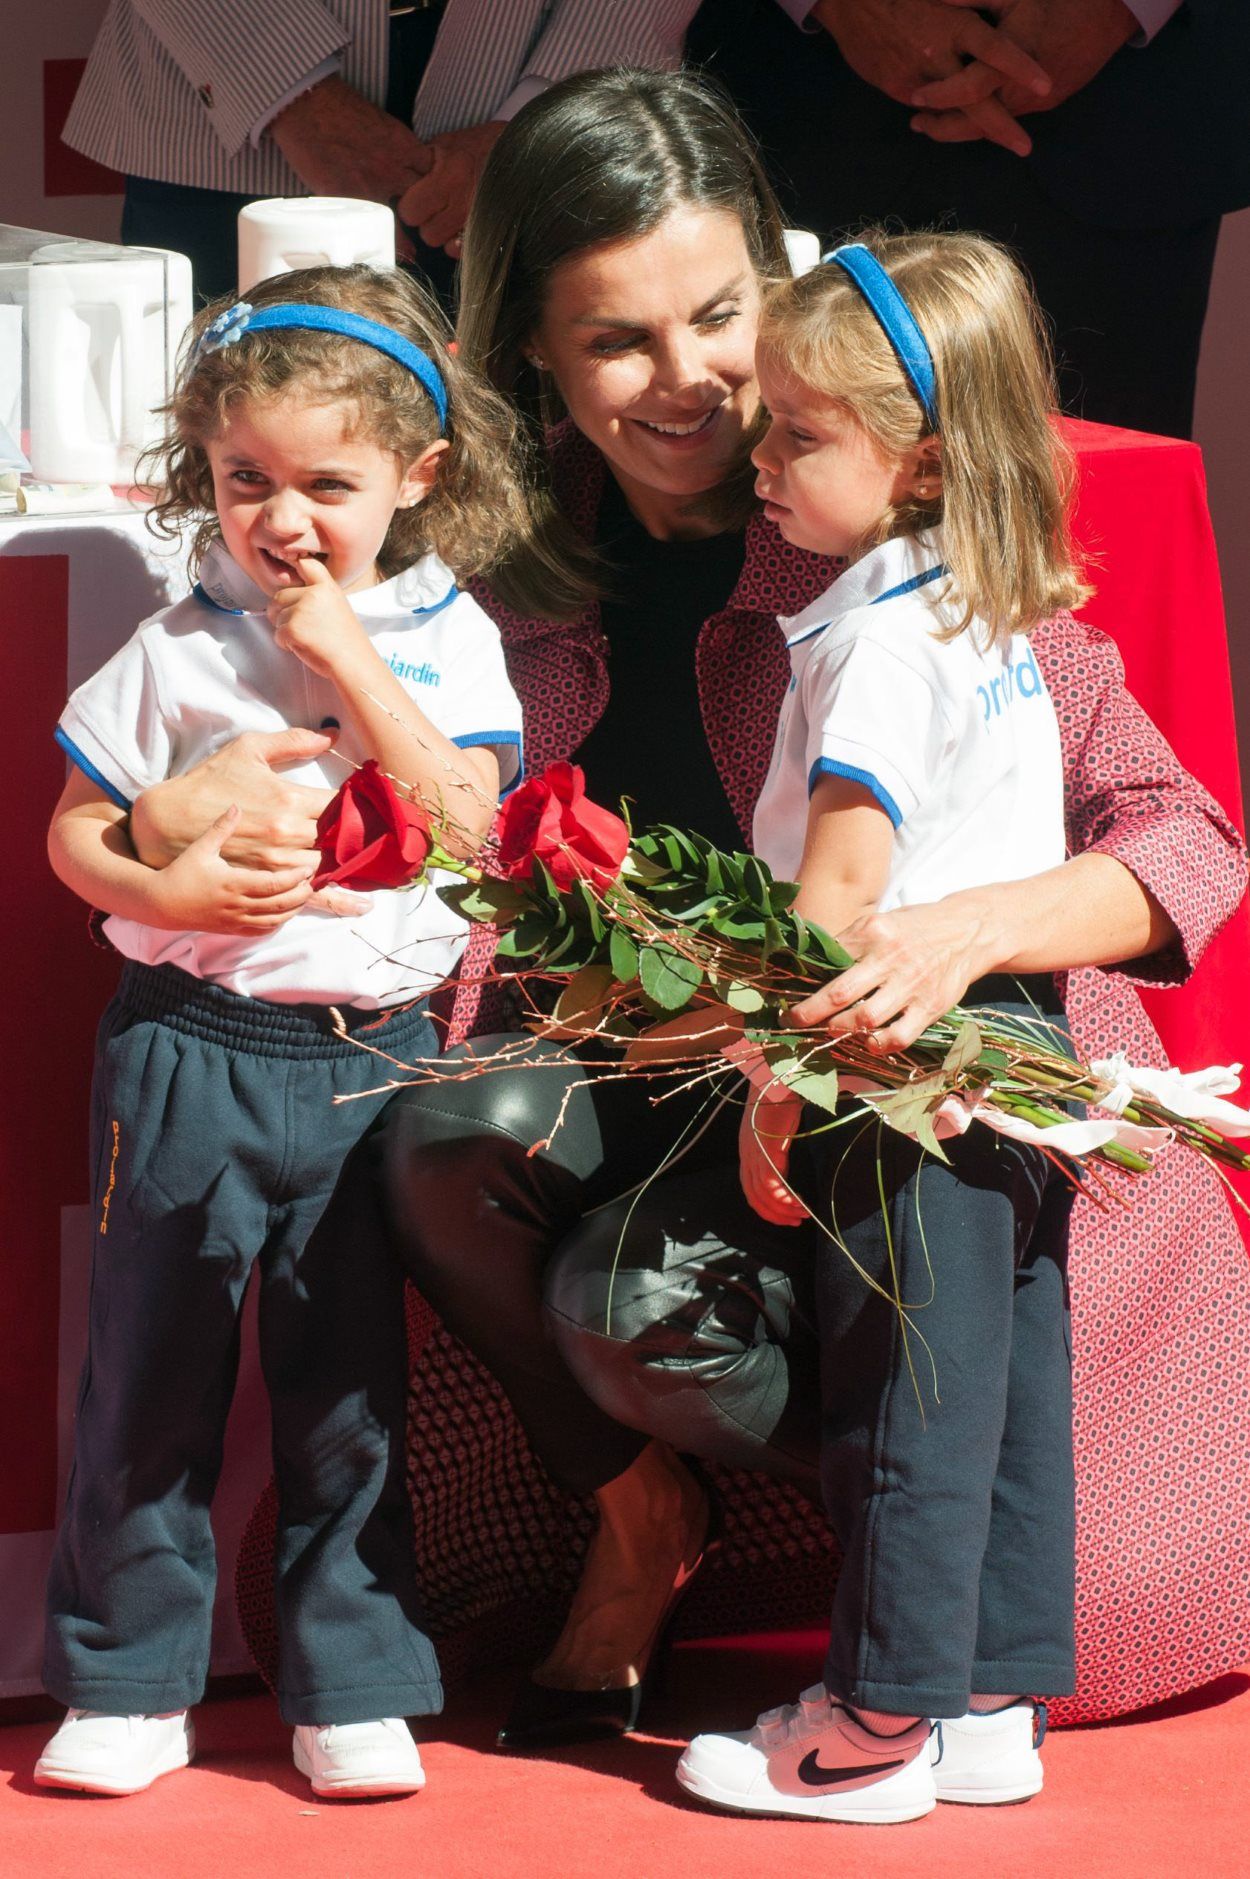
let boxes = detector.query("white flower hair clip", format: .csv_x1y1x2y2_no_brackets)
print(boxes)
196,301,254,360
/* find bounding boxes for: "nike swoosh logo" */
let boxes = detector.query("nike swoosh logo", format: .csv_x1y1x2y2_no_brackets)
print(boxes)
796,1748,905,1787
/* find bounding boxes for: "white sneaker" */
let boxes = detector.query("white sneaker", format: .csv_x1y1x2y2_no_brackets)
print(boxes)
676,1685,935,1824
930,1701,1045,1804
292,1718,425,1798
34,1709,194,1795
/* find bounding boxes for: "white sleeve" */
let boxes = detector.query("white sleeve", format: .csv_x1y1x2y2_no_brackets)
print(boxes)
435,600,525,796
130,1,351,156
56,629,173,808
802,634,951,829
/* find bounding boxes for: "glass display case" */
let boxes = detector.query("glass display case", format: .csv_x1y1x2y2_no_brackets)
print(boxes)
0,225,192,516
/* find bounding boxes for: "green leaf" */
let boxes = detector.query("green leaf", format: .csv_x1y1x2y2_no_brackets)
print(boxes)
569,877,606,941
609,926,640,982
439,879,532,927
942,1019,984,1077
753,1042,843,1117
621,846,668,885
639,944,704,1012
912,1108,951,1163
541,921,590,969
650,889,729,922
761,916,785,963
724,980,767,1014
712,911,767,942
742,856,772,907
806,921,855,970
494,911,556,959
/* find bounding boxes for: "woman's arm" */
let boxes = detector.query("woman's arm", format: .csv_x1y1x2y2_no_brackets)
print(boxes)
130,727,335,870
791,618,1249,1051
50,767,318,934
790,851,1169,1052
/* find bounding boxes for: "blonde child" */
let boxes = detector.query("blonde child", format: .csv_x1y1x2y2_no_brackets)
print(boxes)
37,266,525,1800
678,231,1088,1823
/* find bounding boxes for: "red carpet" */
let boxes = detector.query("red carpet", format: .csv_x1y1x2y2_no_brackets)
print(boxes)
3,1638,1247,1879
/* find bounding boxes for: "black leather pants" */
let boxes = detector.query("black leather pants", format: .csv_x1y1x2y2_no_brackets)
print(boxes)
380,1034,821,1495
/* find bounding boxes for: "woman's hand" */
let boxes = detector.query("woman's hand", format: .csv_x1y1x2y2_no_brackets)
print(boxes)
131,729,336,871
790,893,1001,1053
144,808,323,936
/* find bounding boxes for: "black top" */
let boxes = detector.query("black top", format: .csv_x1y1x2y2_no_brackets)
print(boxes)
574,474,747,854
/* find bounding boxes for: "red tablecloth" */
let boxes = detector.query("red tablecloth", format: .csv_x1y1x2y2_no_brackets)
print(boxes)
1063,418,1250,1085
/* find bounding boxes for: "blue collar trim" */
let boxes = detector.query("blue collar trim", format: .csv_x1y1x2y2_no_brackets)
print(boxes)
193,581,246,616
870,563,949,605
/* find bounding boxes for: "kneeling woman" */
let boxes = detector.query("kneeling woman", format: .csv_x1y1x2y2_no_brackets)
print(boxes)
133,69,1250,1750
380,70,1250,1748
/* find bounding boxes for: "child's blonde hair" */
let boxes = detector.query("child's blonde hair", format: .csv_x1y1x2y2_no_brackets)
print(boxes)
760,228,1091,640
145,264,529,581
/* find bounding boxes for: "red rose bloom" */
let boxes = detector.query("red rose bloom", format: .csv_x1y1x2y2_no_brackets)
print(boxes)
495,761,629,893
313,760,433,890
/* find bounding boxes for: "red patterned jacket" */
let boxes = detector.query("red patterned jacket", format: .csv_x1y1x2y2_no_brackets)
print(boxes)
464,423,1250,1720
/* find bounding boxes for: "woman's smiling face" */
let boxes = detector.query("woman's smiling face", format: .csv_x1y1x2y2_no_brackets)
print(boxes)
530,205,761,535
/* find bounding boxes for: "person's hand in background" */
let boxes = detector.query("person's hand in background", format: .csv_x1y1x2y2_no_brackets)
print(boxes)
809,0,1052,155
910,0,1138,148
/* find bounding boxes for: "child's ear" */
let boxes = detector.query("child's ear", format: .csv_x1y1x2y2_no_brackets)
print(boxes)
904,435,942,502
398,439,450,508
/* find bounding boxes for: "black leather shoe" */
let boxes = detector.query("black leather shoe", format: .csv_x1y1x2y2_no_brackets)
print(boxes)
496,1675,647,1748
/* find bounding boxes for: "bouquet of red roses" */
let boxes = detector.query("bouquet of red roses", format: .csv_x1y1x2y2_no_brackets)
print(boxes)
317,758,1250,1191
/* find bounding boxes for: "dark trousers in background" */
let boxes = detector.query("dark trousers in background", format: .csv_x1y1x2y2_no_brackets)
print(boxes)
45,962,443,1725
687,0,1220,440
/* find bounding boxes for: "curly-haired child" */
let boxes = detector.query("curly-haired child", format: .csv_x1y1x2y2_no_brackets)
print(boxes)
37,265,527,1801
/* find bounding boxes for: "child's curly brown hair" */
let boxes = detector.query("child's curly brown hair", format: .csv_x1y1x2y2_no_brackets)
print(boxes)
144,264,529,581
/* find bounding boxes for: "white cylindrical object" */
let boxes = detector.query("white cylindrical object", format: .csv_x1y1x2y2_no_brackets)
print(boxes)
783,229,822,277
27,242,193,486
237,197,396,293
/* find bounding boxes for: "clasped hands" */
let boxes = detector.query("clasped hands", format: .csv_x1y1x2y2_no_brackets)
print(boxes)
814,0,1139,157
270,74,503,259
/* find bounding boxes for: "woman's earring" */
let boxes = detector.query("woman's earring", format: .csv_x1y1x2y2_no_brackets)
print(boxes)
528,352,546,370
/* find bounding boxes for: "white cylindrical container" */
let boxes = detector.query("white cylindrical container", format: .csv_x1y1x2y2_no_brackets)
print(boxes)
237,197,396,293
783,229,822,278
27,242,193,486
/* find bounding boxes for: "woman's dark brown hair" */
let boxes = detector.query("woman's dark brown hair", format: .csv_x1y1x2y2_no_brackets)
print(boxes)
457,67,790,620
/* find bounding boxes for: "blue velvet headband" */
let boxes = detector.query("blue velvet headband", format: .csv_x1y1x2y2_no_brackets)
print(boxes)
195,301,449,430
824,244,938,431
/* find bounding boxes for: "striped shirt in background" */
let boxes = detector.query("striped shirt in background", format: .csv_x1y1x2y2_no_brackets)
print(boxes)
63,0,694,197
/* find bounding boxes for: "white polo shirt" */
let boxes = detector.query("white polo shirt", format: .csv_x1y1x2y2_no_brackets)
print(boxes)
752,531,1065,907
57,540,523,1007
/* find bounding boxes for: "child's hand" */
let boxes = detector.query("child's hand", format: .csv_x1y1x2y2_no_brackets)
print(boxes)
148,807,319,935
267,554,371,680
738,1082,807,1227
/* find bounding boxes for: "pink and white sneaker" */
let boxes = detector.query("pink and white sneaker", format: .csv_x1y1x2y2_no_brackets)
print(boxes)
931,1701,1046,1804
676,1685,935,1823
